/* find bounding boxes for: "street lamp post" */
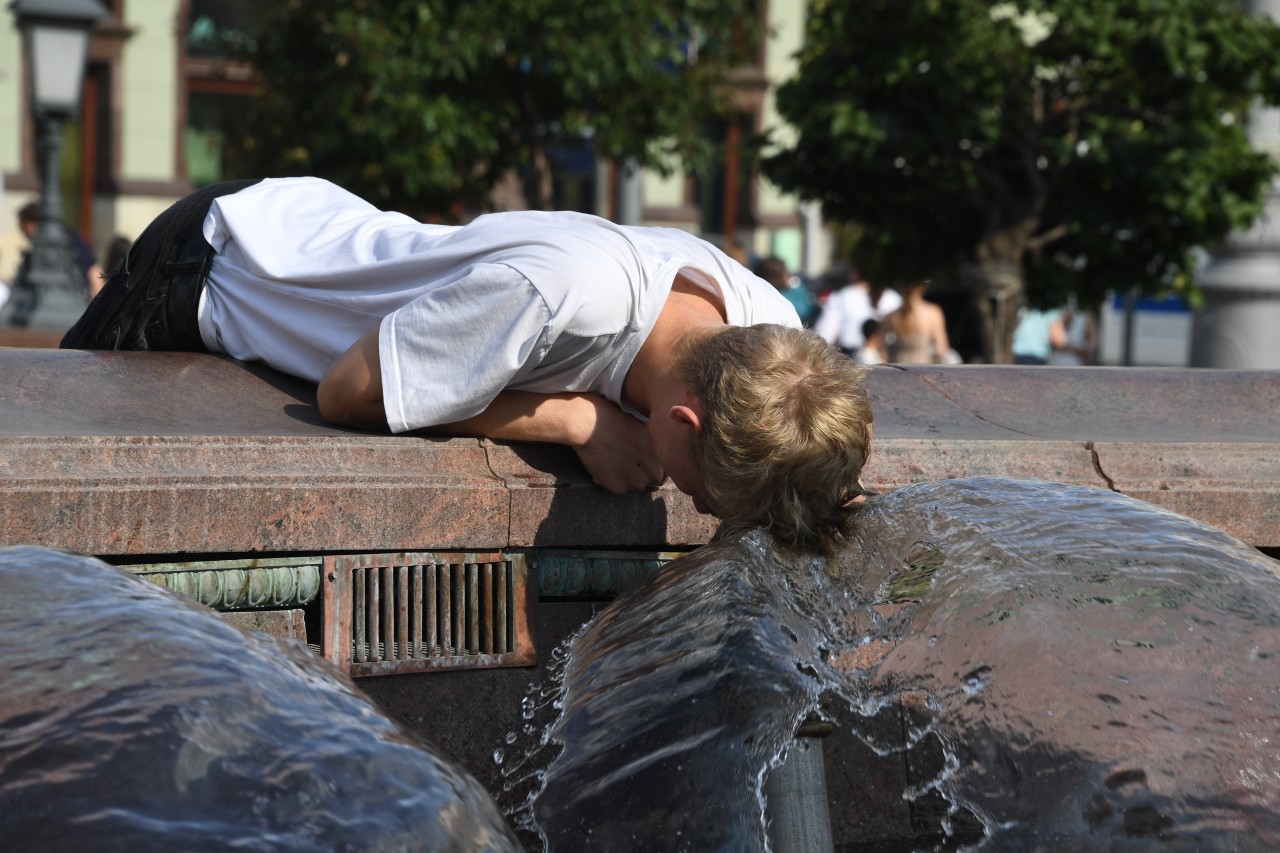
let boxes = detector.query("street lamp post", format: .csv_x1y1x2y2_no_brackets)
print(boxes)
5,0,107,331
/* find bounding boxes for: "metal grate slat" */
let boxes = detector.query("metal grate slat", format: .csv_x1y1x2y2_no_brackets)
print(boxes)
466,562,479,654
354,568,367,663
372,568,379,660
411,565,423,657
427,564,438,656
397,566,409,661
497,561,509,653
440,563,452,655
456,565,464,653
482,562,494,654
381,565,393,660
324,552,532,678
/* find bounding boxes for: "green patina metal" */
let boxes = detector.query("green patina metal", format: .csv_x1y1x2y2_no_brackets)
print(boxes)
114,548,693,680
530,549,690,599
121,548,692,612
126,549,689,608
127,556,322,611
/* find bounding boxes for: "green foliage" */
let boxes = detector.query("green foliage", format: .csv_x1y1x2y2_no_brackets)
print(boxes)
226,0,759,219
763,0,1280,306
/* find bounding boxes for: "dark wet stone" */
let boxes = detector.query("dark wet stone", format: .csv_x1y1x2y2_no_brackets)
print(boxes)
830,477,1280,850
0,547,519,852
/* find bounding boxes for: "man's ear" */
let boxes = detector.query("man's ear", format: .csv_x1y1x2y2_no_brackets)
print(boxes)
668,404,704,437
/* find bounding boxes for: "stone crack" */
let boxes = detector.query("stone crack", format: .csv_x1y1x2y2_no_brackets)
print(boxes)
1087,441,1118,491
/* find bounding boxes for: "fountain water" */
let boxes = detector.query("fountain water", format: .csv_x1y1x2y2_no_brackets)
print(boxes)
0,546,519,852
519,478,1280,851
3,476,1277,851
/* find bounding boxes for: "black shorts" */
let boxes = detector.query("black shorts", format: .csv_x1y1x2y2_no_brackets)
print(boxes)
60,178,263,351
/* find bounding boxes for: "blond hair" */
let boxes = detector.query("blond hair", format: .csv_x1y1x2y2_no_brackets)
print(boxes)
680,324,873,554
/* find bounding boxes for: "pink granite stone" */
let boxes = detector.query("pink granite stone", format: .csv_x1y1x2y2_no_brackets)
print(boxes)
894,364,1279,441
2,351,1279,553
482,441,719,548
0,351,510,554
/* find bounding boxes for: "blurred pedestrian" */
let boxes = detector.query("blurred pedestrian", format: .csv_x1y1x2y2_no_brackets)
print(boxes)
753,256,816,326
1012,305,1067,365
858,281,951,364
16,202,103,299
1048,297,1097,365
813,267,902,356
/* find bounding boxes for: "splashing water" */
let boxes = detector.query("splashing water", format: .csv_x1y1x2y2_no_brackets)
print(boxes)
510,531,849,851
519,478,1280,851
4,475,1276,851
829,478,1280,849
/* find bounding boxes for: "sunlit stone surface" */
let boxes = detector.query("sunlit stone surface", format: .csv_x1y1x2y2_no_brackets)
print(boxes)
0,547,519,852
525,478,1280,851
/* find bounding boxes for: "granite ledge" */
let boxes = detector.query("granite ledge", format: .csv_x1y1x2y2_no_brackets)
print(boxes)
1,349,1277,554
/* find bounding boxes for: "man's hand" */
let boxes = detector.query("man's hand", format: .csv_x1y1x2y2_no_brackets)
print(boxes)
435,390,665,495
571,400,665,494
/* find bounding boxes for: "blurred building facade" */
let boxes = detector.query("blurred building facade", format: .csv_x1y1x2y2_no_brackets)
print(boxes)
0,0,829,290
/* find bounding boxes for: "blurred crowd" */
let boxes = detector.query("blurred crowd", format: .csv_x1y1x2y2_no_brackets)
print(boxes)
752,255,1098,367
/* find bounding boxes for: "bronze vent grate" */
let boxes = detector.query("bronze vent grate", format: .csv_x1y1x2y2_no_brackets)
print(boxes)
323,551,534,678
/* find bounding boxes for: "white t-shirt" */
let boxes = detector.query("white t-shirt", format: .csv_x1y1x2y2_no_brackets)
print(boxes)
814,285,903,352
199,177,799,433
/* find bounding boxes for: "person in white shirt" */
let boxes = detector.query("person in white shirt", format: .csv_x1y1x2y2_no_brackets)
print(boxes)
814,268,902,356
62,177,873,553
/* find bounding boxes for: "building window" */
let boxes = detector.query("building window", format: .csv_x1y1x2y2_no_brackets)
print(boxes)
181,0,258,187
695,113,756,244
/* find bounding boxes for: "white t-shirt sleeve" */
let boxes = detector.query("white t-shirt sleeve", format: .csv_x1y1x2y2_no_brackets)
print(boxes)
379,263,551,433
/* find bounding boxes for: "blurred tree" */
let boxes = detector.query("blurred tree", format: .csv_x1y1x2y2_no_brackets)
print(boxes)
763,0,1280,362
226,0,759,220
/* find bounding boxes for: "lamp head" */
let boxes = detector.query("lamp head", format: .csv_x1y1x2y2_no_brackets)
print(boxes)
10,0,108,117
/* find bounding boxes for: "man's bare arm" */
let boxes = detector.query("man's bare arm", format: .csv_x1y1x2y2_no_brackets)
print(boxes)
317,328,664,494
317,330,387,428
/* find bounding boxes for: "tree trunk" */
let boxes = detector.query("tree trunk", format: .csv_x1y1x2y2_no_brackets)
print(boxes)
521,148,551,211
964,226,1034,364
963,260,1023,364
